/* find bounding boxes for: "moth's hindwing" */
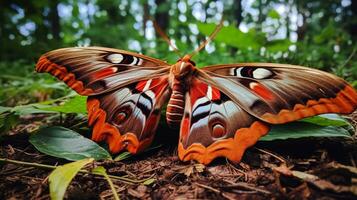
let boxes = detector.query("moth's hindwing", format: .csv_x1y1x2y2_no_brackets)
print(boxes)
87,77,170,154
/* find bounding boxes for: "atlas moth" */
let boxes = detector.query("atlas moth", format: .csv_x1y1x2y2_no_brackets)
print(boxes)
35,19,357,165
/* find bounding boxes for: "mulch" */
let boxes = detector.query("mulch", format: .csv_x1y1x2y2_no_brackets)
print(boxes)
1,113,357,200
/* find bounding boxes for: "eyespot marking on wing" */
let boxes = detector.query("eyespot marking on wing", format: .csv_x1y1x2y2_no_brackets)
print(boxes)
105,53,143,66
252,68,273,79
231,67,274,79
106,53,124,64
211,123,226,138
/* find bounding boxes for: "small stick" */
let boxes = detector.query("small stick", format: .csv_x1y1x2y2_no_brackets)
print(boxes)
221,179,271,195
255,147,286,163
195,183,236,200
0,158,151,184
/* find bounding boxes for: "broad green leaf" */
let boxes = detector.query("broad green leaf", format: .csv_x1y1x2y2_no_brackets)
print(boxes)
49,158,94,200
12,104,56,115
41,95,87,114
260,122,353,141
300,114,351,127
266,39,292,52
30,126,111,161
92,166,120,200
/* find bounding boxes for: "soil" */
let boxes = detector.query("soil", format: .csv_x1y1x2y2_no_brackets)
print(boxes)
1,113,357,200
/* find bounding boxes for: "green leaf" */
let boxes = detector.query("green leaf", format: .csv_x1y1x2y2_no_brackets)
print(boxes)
30,126,111,161
0,106,11,114
300,114,351,127
41,95,87,114
197,23,262,50
266,39,292,52
0,112,19,134
143,178,156,185
12,104,56,115
268,10,280,19
260,122,353,141
313,21,335,44
114,151,132,161
92,166,120,200
49,158,94,200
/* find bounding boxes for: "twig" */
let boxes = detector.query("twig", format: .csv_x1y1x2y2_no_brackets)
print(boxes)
225,158,248,181
255,147,286,163
349,153,356,167
221,179,271,195
94,167,120,200
339,45,356,69
138,166,161,176
195,183,220,193
0,158,151,184
195,183,236,200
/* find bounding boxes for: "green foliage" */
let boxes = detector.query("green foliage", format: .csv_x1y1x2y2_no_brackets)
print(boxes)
268,10,280,19
92,166,120,200
41,95,87,114
49,158,94,200
198,23,262,50
29,126,111,161
261,114,354,141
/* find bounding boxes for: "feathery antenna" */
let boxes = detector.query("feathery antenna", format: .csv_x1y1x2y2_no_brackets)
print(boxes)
151,16,224,59
152,19,182,57
188,17,224,59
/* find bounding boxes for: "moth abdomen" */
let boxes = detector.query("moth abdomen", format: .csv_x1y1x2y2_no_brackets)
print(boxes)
166,80,185,128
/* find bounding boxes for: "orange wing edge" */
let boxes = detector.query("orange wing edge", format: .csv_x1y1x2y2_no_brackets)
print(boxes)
87,98,154,154
36,55,94,95
178,121,270,165
262,85,357,124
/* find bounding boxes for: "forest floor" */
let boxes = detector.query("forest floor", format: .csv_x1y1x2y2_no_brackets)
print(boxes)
1,112,357,200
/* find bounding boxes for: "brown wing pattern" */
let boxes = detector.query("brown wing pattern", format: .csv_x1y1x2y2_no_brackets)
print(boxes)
201,63,357,124
87,77,170,154
36,47,170,95
178,78,270,164
178,63,357,164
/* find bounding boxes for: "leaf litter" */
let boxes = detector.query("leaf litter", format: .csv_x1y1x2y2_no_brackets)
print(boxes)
0,111,357,199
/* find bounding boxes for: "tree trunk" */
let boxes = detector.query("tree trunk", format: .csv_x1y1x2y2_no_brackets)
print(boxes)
349,0,357,36
234,0,242,27
49,0,60,40
155,0,169,31
257,0,263,31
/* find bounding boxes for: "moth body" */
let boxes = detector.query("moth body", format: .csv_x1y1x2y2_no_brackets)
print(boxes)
167,55,196,127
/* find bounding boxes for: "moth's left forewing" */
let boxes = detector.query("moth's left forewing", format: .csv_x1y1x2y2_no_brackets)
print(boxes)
201,63,357,124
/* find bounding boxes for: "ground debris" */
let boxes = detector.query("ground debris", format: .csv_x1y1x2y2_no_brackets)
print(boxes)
1,125,357,199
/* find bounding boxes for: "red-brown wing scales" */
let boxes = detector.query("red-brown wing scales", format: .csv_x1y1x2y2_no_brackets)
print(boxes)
87,77,170,154
178,78,270,164
201,63,357,124
178,63,357,164
36,47,170,95
36,46,357,165
36,47,172,155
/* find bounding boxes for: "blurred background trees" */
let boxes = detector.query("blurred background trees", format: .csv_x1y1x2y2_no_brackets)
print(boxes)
0,0,356,106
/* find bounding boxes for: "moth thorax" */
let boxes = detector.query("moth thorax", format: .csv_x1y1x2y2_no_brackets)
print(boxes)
166,80,185,128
